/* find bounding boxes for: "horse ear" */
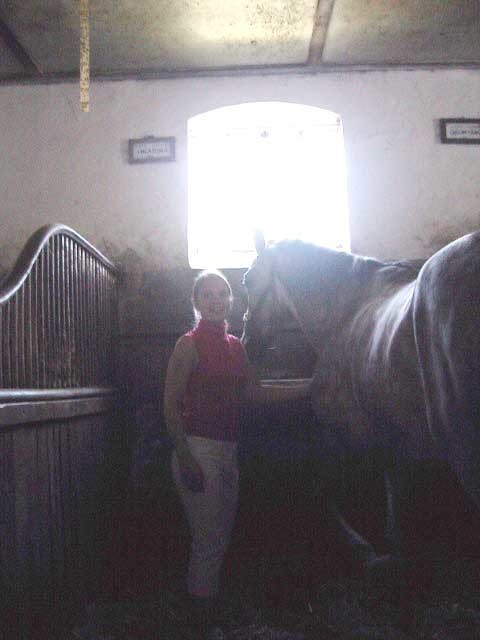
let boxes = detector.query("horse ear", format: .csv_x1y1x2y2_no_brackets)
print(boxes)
254,229,266,255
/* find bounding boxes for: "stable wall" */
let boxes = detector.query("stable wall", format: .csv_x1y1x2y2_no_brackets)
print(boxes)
1,68,480,404
1,69,480,276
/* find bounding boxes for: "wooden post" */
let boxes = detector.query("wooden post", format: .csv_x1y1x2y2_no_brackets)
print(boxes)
79,0,90,112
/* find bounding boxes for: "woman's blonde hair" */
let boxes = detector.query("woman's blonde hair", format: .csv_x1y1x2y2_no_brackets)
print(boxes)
192,270,233,324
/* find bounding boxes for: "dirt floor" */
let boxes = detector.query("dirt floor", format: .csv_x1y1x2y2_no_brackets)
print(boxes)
67,438,480,640
67,554,480,640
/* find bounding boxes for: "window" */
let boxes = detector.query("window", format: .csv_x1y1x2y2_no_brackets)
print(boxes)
188,102,350,269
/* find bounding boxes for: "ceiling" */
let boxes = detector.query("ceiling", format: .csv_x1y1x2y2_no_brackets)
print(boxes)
1,0,479,84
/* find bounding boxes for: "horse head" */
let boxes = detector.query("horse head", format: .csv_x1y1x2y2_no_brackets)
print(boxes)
241,233,300,361
242,237,364,362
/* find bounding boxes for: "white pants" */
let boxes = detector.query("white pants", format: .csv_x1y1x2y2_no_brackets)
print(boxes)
172,435,239,598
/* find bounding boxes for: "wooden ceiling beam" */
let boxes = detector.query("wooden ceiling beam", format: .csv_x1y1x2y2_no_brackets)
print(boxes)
0,12,41,74
3,62,480,87
308,0,336,65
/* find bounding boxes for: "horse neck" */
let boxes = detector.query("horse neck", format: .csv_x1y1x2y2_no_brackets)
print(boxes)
279,253,382,344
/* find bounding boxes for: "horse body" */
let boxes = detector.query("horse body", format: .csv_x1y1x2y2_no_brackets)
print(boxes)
243,231,480,509
413,232,480,506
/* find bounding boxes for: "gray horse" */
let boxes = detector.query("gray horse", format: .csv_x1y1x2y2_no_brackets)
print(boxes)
242,231,480,566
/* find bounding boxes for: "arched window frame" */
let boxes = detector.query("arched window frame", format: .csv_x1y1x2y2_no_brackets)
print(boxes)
188,102,350,269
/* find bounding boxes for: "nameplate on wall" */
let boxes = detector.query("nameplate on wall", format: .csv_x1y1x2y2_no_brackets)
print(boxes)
128,136,176,163
440,119,480,144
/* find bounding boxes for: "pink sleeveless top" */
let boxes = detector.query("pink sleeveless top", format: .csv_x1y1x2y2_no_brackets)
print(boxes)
183,319,248,442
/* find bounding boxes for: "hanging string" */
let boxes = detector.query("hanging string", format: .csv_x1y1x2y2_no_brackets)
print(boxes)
79,0,90,112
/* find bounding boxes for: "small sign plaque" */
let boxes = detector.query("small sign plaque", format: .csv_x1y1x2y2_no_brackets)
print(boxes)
440,119,480,144
128,136,176,163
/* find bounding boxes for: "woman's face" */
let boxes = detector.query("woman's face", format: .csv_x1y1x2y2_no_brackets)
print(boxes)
195,275,232,324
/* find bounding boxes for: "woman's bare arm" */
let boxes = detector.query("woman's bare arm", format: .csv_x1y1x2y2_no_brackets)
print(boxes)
164,336,196,456
242,359,312,405
164,335,204,491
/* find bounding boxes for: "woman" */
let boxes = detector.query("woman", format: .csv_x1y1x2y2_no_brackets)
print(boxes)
164,270,310,636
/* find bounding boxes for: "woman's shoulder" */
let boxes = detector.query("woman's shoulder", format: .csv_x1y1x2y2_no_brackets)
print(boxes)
227,333,248,357
226,333,243,346
181,328,195,341
171,333,198,362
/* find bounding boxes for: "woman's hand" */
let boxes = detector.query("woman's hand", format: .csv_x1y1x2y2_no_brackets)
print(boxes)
178,452,205,492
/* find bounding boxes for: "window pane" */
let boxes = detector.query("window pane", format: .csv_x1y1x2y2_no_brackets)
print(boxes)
188,103,350,268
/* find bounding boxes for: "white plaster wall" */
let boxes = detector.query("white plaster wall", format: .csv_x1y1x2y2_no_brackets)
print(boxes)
1,69,480,273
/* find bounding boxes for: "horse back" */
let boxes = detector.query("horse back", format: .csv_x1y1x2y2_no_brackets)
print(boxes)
413,231,480,506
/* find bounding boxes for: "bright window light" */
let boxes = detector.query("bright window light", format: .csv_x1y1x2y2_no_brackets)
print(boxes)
188,102,350,269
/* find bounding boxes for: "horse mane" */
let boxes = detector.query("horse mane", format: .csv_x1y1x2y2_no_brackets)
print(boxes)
267,240,423,296
268,240,364,285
